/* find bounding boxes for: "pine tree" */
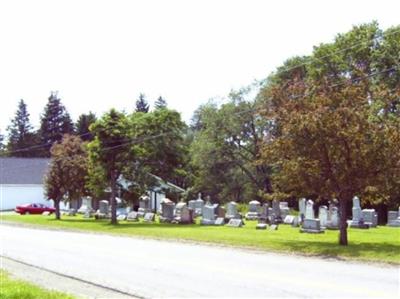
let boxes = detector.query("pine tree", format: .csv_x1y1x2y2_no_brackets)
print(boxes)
6,99,40,157
135,93,149,113
39,92,74,156
154,96,167,110
75,112,97,141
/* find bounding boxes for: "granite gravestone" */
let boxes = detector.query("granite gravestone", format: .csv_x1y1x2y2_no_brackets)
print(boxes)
127,211,139,222
138,195,151,217
305,200,315,219
298,198,306,223
387,207,400,227
326,206,339,229
215,217,225,226
348,196,366,228
318,206,328,228
279,202,290,220
226,201,240,220
95,200,109,219
159,198,175,223
245,200,261,220
300,219,324,233
194,193,205,216
201,204,216,225
144,212,155,222
362,209,378,227
78,197,93,214
227,219,243,228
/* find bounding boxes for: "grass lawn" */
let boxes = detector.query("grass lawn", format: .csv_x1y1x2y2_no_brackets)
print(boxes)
0,270,76,299
2,213,400,264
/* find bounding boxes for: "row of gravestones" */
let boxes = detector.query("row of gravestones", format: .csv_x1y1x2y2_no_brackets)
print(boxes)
75,194,399,230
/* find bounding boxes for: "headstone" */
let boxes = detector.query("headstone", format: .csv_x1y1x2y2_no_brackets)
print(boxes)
83,210,92,218
117,214,126,221
144,212,155,222
260,203,269,220
42,211,51,216
279,202,290,219
305,200,315,219
318,206,328,228
362,209,378,227
387,208,400,227
138,195,151,217
300,219,325,233
245,200,261,220
217,207,226,218
256,223,267,230
78,197,93,214
272,200,281,219
201,204,216,225
188,200,196,211
215,217,225,226
99,200,109,214
67,209,77,216
194,193,204,216
292,216,299,227
299,198,306,220
95,200,109,219
160,198,175,223
348,196,366,228
283,215,296,225
227,219,243,228
226,201,241,220
326,207,339,229
173,202,193,224
127,211,139,222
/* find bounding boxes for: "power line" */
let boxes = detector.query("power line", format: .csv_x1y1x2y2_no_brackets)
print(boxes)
3,28,400,157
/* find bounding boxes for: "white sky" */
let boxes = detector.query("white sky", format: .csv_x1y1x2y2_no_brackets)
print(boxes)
0,0,399,134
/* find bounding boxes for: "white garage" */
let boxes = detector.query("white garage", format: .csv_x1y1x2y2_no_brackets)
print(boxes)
0,158,51,211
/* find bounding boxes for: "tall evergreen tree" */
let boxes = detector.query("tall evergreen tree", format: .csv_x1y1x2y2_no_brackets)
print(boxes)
154,96,167,110
39,92,74,156
6,99,40,157
135,93,149,113
75,112,97,141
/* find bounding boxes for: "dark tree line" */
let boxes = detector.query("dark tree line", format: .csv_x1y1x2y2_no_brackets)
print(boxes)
2,92,168,157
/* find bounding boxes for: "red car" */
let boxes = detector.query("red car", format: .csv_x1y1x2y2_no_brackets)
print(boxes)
15,203,56,215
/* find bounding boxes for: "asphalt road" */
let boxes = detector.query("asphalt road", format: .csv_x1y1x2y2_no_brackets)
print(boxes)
1,224,399,298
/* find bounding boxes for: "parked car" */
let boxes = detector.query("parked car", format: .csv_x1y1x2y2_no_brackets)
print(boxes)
15,203,56,215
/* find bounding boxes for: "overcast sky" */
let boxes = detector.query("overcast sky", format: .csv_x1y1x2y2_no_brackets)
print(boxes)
0,0,399,134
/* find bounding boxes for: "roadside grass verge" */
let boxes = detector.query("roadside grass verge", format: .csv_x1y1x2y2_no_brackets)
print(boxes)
2,214,399,264
0,270,76,299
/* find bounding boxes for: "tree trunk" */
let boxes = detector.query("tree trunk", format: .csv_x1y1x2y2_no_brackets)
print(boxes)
54,200,61,220
110,169,117,225
338,198,348,246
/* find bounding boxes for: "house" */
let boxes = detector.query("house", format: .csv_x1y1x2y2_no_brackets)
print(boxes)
0,158,51,210
0,157,185,212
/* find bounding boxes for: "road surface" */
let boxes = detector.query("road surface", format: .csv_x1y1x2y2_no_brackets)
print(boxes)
1,224,399,298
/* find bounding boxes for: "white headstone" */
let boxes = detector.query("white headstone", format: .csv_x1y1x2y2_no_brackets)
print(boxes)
318,206,328,228
305,200,315,219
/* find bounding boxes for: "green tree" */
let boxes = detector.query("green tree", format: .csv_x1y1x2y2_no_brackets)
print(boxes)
75,112,97,141
154,96,167,110
45,134,88,219
190,84,272,202
135,93,149,113
39,92,74,156
87,109,131,224
6,99,40,157
258,23,400,245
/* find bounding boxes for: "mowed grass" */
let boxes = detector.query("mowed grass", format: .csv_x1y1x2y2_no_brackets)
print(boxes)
2,213,400,264
0,270,76,299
